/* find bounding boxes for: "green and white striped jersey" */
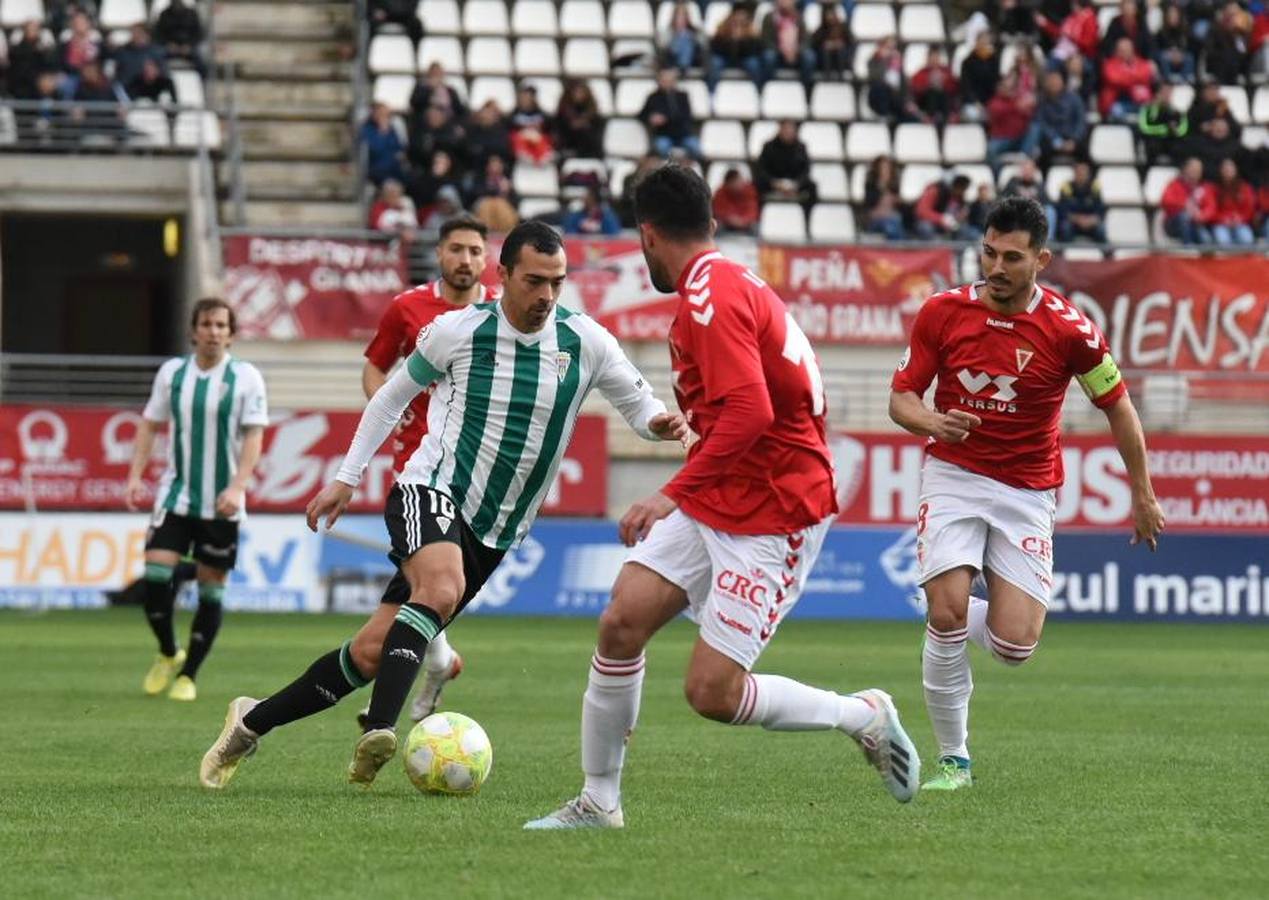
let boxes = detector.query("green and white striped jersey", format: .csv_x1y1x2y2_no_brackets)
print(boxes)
337,301,666,550
143,354,269,522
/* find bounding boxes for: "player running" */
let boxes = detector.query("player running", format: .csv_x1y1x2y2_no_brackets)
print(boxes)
526,165,920,831
355,215,499,727
125,298,269,702
199,221,688,790
889,197,1165,791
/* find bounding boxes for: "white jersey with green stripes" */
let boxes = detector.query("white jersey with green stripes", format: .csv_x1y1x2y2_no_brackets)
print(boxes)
401,301,663,549
143,354,269,522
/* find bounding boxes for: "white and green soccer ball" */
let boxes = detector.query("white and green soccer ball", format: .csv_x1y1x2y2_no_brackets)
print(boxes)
403,712,493,795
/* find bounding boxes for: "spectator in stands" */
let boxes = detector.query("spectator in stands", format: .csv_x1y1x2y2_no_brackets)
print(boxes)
1102,0,1154,61
473,193,520,233
959,30,1000,123
1138,82,1189,165
989,0,1039,41
465,100,513,171
409,103,467,171
61,10,101,79
420,184,466,230
1252,8,1269,82
8,20,59,100
755,119,817,209
18,70,66,142
1161,157,1214,244
509,83,555,165
659,1,706,72
1034,0,1098,67
1009,38,1042,97
914,173,978,240
1190,116,1243,178
369,178,418,242
1202,1,1252,84
615,153,661,227
863,154,905,240
68,60,126,138
709,6,766,88
1259,179,1269,242
113,24,166,92
1057,162,1108,242
1205,157,1257,244
907,47,959,128
811,4,850,80
761,0,815,88
1100,37,1155,122
866,36,905,121
967,183,996,233
1032,69,1085,165
409,148,461,208
410,61,466,128
465,154,518,209
1062,49,1094,105
1188,79,1240,139
639,67,702,160
986,70,1039,170
359,101,408,186
1155,3,1197,83
712,167,760,235
553,79,605,159
369,0,424,50
47,1,97,36
1002,157,1056,238
126,57,177,104
563,188,622,236
154,0,204,75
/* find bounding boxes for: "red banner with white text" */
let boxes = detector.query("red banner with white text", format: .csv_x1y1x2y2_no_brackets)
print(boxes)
222,236,407,341
0,406,607,516
831,432,1269,532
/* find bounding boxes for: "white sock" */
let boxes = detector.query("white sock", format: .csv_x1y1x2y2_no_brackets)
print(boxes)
581,651,645,812
923,624,973,760
732,673,875,737
423,629,455,673
966,596,989,651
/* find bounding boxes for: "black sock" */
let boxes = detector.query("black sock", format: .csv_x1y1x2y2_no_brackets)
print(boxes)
179,583,225,680
242,641,369,737
142,562,177,657
364,603,442,732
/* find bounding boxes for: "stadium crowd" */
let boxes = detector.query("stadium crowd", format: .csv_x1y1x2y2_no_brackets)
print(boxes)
363,0,1269,245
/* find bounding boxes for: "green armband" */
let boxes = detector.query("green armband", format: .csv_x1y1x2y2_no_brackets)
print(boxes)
1076,353,1122,400
406,350,443,386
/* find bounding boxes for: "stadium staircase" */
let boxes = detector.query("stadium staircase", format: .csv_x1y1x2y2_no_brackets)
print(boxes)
212,0,362,227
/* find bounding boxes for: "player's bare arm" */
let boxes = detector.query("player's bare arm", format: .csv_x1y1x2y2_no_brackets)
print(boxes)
1102,394,1165,550
888,390,982,444
361,361,388,400
125,418,160,511
216,425,265,519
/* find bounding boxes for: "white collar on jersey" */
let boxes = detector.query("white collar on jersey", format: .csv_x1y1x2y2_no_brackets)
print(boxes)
432,280,488,302
681,250,724,291
969,281,1043,314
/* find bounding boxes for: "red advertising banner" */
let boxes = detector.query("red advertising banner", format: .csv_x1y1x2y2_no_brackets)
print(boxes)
759,245,956,344
1041,254,1269,374
0,406,608,516
831,432,1269,531
222,236,407,341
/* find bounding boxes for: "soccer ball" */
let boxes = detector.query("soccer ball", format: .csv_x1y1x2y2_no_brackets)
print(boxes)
403,712,493,795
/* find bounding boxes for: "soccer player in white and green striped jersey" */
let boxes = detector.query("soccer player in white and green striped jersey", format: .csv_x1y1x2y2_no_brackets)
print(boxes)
200,222,688,790
126,298,268,703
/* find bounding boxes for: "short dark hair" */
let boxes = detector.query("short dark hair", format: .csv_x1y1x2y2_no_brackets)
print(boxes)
190,297,236,333
499,220,564,269
951,174,972,191
438,215,488,242
633,163,712,240
984,196,1050,250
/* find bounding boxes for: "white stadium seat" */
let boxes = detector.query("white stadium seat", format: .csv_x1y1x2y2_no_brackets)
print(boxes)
563,38,610,77
609,38,656,69
899,163,944,203
521,76,563,113
514,38,562,76
761,80,808,121
1143,166,1178,206
519,197,561,219
369,34,415,74
701,119,746,160
418,36,465,73
608,0,655,39
463,0,510,36
1,0,44,29
1088,125,1136,165
849,163,868,203
1241,125,1267,150
1219,86,1251,125
713,80,760,119
1097,165,1144,206
1254,86,1269,123
373,75,415,111
1105,207,1149,245
1045,164,1074,201
747,119,778,159
126,107,170,147
511,0,559,36
850,4,896,41
466,37,513,76
1169,83,1194,112
513,162,561,197
759,202,807,243
469,76,516,112
901,42,929,79
893,122,940,163
172,69,205,107
953,164,995,200
800,122,844,161
173,111,220,150
681,79,712,119
898,4,946,43
608,157,638,196
703,1,731,36
587,77,614,116
604,117,649,157
615,78,656,117
941,123,987,164
810,82,855,122
418,0,461,34
809,203,856,242
852,41,876,80
706,160,751,191
845,122,891,161
99,0,147,29
811,163,849,202
803,2,822,32
560,0,606,37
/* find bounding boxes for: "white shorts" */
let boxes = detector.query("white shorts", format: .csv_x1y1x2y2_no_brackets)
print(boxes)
627,510,834,670
916,456,1056,606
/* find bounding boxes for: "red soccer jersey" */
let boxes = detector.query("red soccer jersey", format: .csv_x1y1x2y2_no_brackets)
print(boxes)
363,280,495,472
892,281,1128,490
664,250,837,534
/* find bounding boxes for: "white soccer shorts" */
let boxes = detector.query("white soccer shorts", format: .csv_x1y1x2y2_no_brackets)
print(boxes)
627,509,834,669
916,456,1057,606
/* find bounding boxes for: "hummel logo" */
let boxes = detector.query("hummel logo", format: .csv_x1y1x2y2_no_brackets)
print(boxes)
986,317,1014,330
389,648,420,663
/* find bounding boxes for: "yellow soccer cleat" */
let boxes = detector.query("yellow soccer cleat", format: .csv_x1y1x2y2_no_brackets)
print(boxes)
200,697,260,789
168,675,197,701
143,650,186,695
348,728,398,787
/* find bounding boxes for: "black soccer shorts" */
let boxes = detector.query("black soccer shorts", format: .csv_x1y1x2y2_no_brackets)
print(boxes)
145,509,239,570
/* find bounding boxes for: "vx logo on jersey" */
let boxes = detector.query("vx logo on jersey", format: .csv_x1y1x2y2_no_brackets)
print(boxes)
956,368,1019,412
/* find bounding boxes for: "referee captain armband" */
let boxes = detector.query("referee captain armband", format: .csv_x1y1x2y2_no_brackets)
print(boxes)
1075,353,1123,401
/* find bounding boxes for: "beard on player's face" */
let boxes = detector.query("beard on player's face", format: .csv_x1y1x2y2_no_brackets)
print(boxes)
442,265,477,290
640,228,675,293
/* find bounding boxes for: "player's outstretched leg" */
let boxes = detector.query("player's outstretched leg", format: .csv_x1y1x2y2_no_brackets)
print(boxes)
141,560,184,695
170,581,226,701
200,697,260,789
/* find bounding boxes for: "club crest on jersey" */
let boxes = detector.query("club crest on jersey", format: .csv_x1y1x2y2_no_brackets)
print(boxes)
416,323,432,346
555,350,572,382
1015,348,1034,372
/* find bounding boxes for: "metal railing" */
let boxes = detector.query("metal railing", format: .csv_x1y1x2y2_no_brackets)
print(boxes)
0,98,217,154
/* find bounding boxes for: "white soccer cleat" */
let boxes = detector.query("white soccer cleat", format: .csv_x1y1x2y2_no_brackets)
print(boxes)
852,688,921,804
523,795,625,831
410,653,464,723
348,728,398,787
199,697,260,789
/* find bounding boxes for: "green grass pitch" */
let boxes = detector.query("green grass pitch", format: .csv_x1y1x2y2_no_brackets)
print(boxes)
1,609,1265,899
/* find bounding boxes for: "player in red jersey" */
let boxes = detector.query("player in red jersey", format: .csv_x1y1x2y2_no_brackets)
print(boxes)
890,197,1165,791
356,216,497,726
526,165,920,831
